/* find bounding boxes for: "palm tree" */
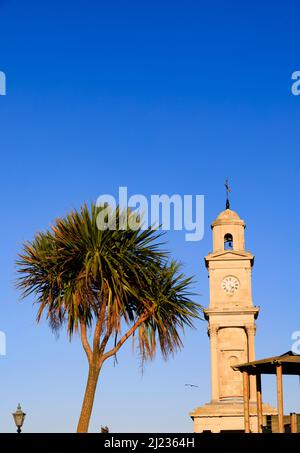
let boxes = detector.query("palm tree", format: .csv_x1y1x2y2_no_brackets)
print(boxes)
16,204,201,432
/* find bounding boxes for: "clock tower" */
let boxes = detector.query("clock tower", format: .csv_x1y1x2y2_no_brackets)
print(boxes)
190,205,276,432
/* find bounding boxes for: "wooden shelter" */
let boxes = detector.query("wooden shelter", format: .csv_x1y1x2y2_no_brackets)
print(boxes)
233,351,300,433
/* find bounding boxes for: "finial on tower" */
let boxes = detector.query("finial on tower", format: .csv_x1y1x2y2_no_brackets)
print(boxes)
225,178,231,209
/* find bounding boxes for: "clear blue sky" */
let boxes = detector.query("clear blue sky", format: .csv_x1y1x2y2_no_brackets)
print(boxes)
0,0,300,432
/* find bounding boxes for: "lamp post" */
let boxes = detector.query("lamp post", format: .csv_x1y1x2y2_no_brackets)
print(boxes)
12,403,26,433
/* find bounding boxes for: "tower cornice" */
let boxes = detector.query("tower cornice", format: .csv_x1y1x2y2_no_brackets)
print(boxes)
204,307,259,321
205,250,254,268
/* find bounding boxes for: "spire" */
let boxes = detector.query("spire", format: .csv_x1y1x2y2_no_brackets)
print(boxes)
225,177,231,209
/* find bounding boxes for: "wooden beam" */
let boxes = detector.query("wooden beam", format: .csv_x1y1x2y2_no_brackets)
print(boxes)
243,371,250,433
290,412,297,433
256,373,263,433
276,364,284,433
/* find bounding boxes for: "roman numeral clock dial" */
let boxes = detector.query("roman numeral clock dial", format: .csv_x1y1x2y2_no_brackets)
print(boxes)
221,276,240,295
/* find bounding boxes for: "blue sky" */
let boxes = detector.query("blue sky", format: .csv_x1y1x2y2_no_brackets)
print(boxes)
0,0,300,432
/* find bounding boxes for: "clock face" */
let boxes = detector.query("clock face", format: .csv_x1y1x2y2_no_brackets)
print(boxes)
221,276,239,295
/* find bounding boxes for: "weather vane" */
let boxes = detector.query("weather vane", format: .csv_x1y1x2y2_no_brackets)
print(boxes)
225,178,231,209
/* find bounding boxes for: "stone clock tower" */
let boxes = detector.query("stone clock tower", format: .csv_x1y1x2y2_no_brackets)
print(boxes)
190,204,276,432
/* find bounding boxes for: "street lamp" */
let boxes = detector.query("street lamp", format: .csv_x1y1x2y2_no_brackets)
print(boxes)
12,403,26,433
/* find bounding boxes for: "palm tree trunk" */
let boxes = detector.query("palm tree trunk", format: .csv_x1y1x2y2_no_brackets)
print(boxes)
77,362,101,433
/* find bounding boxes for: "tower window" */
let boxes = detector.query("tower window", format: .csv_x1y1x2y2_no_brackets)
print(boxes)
224,233,233,250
